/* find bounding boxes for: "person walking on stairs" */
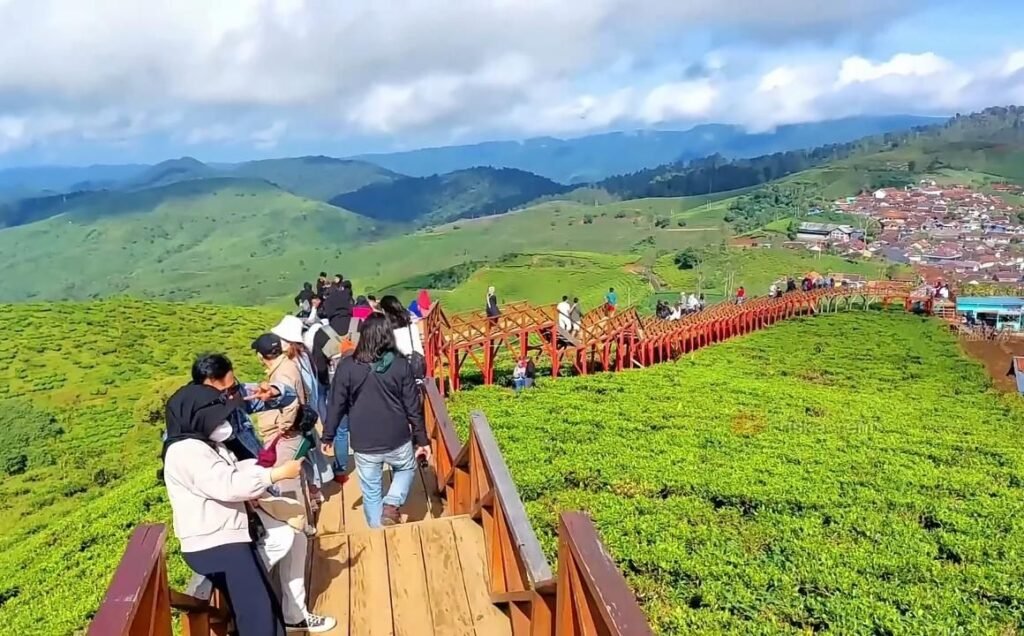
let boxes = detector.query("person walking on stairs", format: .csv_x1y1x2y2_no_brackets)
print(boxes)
557,295,572,333
570,297,582,335
605,287,618,315
321,315,430,528
294,283,315,319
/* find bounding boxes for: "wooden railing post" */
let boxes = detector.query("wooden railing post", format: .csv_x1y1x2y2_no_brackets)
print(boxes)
89,525,173,636
555,513,654,636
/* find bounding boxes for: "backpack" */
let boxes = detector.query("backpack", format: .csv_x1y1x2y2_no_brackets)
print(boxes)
405,324,427,380
320,325,355,382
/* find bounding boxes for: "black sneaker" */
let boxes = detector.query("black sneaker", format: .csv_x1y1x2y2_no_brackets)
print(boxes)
286,613,336,633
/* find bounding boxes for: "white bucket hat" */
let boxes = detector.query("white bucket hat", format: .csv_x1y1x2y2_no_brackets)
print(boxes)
271,315,305,344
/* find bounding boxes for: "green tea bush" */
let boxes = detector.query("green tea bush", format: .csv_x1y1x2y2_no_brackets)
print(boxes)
0,299,280,634
450,312,1024,635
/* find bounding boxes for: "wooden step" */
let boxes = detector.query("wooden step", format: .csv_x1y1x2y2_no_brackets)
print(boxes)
310,516,511,636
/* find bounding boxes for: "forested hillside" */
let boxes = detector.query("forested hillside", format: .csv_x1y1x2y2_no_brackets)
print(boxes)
330,166,569,225
353,115,937,183
600,107,1024,200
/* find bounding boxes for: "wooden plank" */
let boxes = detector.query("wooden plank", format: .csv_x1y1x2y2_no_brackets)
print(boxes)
419,519,475,636
342,467,371,534
309,534,350,636
420,464,448,518
316,478,346,537
397,466,426,524
399,466,442,524
450,517,512,636
385,525,435,636
349,531,394,636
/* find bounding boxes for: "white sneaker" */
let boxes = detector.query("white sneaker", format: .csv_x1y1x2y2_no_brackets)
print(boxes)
286,613,336,633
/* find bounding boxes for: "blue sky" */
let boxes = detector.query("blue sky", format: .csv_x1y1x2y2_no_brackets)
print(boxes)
0,0,1021,168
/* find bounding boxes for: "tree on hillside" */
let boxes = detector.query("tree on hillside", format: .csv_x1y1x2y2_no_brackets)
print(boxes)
674,247,702,270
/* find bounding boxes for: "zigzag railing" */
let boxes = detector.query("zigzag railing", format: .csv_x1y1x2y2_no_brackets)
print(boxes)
423,282,929,392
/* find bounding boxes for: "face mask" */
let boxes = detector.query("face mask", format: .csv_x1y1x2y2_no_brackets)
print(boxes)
209,421,233,443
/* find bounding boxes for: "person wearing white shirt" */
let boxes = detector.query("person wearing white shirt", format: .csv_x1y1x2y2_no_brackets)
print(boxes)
557,295,572,332
379,295,424,356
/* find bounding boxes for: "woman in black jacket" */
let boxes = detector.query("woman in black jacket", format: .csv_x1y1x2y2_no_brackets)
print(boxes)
320,314,430,527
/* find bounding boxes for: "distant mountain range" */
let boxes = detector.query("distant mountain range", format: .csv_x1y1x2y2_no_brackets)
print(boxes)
0,114,941,199
353,115,941,183
1,107,1022,304
330,167,568,225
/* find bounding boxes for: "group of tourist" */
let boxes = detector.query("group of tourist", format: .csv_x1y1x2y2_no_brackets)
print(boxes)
161,272,432,635
926,281,952,300
767,275,837,299
656,292,706,320
556,295,584,334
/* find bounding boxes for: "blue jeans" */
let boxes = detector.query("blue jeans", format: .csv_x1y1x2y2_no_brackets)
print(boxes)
332,416,350,475
513,377,533,391
354,441,417,528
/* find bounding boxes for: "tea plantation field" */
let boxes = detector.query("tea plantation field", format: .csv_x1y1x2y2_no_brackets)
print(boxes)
449,311,1024,635
0,300,281,634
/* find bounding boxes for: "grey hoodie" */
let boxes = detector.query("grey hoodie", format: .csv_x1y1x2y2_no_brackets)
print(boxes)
163,439,273,553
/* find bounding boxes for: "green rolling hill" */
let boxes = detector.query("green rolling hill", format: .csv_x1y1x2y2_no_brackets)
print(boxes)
228,155,402,200
329,166,570,225
0,179,389,304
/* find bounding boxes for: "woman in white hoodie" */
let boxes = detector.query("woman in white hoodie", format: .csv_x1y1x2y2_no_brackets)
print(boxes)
163,354,335,635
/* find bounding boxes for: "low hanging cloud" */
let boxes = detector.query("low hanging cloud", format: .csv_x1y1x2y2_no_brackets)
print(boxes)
0,0,1016,159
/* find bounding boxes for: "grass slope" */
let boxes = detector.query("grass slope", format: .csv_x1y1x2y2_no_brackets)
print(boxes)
0,179,387,305
449,312,1024,635
0,300,280,634
327,196,730,303
435,252,650,314
653,247,893,303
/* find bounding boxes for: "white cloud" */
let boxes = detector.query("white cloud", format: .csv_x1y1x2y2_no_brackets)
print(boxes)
0,0,1014,159
836,53,952,86
639,81,718,123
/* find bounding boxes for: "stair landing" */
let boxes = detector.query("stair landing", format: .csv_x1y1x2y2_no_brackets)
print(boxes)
309,462,511,635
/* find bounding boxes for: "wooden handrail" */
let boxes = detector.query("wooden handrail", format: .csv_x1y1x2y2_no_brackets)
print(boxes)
423,379,462,462
555,513,654,635
469,411,556,591
88,525,173,636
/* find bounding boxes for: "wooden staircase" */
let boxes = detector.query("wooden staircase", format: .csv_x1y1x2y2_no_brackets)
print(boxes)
90,382,650,636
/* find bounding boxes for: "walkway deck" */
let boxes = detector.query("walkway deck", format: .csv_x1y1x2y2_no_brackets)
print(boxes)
308,462,509,635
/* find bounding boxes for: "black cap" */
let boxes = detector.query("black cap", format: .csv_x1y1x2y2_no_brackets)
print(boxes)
251,333,283,358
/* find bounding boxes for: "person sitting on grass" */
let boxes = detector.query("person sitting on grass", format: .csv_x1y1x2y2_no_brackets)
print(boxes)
512,357,536,391
321,315,430,528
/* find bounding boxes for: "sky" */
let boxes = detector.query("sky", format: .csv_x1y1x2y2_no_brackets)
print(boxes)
0,0,1022,167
